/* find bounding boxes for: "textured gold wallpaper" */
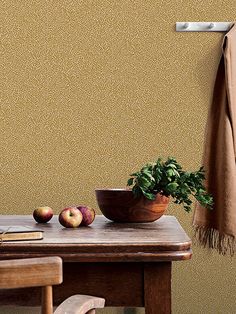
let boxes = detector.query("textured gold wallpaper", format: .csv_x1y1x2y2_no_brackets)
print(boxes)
1,1,236,313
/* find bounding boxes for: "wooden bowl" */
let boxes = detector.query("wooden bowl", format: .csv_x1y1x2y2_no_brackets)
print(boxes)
95,189,169,223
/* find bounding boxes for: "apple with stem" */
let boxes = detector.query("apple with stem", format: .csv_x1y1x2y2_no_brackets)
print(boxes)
59,207,83,228
33,206,53,223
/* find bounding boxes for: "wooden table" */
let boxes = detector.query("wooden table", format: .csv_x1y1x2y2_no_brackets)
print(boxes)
0,215,192,314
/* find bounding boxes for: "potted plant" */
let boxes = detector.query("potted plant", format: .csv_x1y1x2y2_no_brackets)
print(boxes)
95,157,213,223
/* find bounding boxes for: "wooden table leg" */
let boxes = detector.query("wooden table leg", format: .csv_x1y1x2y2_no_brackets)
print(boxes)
144,262,171,314
41,285,53,314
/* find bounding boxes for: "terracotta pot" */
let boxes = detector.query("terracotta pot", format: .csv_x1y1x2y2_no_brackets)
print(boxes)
95,189,169,223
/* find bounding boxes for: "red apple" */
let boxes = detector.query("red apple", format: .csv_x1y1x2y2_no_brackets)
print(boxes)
58,207,83,228
33,206,53,223
77,205,95,226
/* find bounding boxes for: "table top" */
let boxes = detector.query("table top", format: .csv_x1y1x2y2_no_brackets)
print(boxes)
0,215,192,262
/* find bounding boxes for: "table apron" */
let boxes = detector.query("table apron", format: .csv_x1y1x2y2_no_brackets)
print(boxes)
0,249,192,262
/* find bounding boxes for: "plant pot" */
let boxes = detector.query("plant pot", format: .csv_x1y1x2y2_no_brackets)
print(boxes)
95,189,169,223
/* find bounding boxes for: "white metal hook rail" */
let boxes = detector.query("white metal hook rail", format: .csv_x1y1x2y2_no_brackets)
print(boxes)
176,22,234,32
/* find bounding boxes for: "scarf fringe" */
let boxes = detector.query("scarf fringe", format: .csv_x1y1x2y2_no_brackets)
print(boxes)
193,225,236,256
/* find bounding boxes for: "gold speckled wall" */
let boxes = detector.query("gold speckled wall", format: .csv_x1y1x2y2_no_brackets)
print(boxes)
1,1,236,313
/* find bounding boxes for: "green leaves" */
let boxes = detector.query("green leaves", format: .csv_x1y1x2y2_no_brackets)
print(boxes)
127,178,134,186
141,190,156,200
127,157,214,213
166,182,179,193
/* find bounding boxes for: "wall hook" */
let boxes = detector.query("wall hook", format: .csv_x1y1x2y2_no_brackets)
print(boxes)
208,22,215,29
183,22,189,30
176,22,233,32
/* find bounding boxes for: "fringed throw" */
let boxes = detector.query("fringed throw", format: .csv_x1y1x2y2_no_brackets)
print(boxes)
193,24,236,256
194,226,236,256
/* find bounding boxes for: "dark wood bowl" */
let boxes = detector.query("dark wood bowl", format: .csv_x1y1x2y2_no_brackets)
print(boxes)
95,189,169,223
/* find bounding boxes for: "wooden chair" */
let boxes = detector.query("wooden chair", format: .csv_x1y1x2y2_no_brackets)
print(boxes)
0,256,105,314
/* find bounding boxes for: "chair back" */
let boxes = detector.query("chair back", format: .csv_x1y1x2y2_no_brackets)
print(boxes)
0,256,62,314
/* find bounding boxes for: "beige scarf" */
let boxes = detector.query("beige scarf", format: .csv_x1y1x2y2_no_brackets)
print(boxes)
193,24,236,255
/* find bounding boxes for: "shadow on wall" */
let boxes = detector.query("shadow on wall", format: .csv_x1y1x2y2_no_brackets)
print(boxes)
195,38,223,102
